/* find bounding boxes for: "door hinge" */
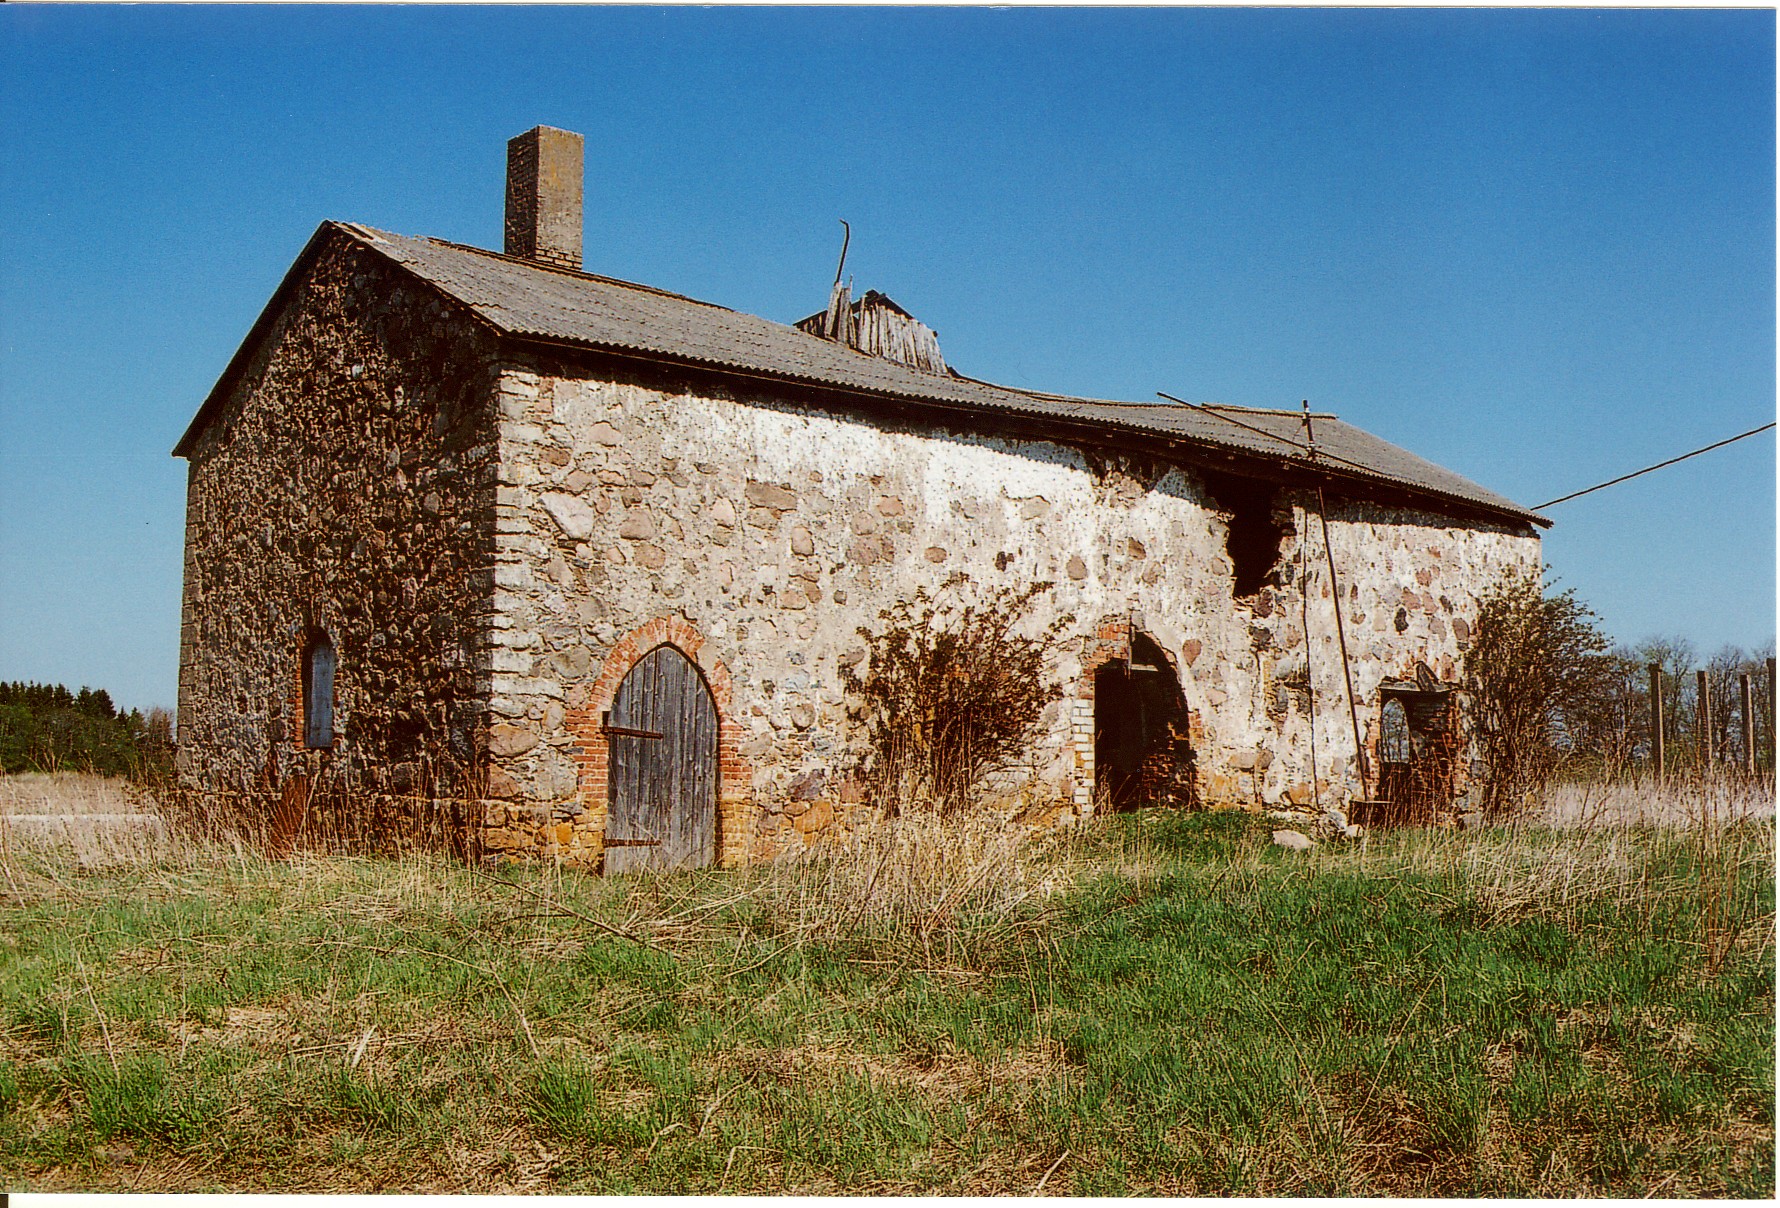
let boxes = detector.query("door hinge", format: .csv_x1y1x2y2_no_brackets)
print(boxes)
601,710,663,740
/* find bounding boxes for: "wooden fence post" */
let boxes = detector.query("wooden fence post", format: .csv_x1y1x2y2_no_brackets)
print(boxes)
1740,673,1756,778
1697,669,1712,773
1768,656,1777,773
1648,663,1665,782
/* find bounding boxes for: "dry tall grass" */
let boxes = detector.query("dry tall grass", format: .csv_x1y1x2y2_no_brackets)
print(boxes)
1343,775,1776,972
0,771,151,816
2,768,1771,1195
742,811,1059,954
1543,774,1776,828
0,772,179,870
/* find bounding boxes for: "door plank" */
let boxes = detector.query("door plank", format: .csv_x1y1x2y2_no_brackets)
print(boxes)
605,645,719,874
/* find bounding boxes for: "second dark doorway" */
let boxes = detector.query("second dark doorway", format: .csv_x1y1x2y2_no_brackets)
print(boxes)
1094,634,1195,810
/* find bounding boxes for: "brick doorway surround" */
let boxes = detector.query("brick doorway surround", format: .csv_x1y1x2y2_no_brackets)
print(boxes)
1070,619,1202,814
564,616,753,869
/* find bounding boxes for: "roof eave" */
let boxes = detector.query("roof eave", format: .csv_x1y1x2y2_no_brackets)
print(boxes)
177,221,1549,532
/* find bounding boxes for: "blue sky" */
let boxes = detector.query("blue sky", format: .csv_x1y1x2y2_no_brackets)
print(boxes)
0,5,1773,713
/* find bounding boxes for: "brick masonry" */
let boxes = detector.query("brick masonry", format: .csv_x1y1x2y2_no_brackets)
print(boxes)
504,127,583,272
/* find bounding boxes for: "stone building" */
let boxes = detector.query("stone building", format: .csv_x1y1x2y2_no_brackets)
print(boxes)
173,125,1547,867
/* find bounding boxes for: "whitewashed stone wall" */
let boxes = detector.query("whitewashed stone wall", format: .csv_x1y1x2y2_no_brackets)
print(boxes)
480,363,1540,864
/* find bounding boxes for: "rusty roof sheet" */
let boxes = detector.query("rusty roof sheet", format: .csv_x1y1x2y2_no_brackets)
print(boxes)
340,223,1543,526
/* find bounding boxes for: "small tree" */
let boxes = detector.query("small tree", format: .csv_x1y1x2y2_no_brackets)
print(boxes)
1466,570,1613,816
844,578,1071,815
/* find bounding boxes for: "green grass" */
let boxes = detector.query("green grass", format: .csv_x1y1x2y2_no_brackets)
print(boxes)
0,806,1771,1194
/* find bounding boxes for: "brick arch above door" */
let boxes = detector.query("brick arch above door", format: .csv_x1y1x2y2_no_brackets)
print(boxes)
564,616,753,869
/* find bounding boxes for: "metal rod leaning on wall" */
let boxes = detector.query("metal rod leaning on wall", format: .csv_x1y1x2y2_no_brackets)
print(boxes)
1157,388,1374,796
1296,504,1320,810
1648,663,1665,783
1316,487,1370,798
1298,401,1370,799
1297,405,1321,810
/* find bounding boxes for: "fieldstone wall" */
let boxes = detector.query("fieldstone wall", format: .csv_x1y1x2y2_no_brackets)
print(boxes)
175,232,502,846
174,247,1540,864
480,359,1541,865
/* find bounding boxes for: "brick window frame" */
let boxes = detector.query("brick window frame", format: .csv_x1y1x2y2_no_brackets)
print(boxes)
564,616,752,869
289,624,340,755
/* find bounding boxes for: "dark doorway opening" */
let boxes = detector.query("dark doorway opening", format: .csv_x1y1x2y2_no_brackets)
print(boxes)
605,644,719,874
1364,686,1456,827
1094,634,1194,810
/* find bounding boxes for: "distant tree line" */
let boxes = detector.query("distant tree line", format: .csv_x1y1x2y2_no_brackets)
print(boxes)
1466,571,1775,814
0,681,174,779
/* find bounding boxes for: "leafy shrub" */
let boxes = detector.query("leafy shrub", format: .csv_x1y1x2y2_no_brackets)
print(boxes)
843,577,1071,814
1465,571,1612,816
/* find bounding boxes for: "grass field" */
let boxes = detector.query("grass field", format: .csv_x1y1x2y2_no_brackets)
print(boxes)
0,776,1772,1194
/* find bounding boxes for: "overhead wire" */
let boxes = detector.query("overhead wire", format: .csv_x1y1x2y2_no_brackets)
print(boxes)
1157,388,1771,805
1161,391,1771,516
1534,421,1775,509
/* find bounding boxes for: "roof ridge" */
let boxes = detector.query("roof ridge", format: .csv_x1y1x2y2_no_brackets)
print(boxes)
345,223,740,314
1198,402,1339,419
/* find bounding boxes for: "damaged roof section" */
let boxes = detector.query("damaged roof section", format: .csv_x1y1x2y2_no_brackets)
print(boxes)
178,221,1546,529
796,287,948,376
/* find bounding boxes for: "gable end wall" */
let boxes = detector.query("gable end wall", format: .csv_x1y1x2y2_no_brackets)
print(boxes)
175,236,504,846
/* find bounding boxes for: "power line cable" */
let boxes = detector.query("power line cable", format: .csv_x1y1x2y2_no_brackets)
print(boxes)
1535,422,1775,509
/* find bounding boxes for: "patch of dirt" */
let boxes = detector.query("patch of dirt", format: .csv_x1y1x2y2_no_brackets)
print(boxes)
0,772,145,815
721,1037,1065,1102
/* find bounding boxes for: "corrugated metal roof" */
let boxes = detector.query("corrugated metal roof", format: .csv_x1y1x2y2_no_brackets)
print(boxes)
335,223,1544,526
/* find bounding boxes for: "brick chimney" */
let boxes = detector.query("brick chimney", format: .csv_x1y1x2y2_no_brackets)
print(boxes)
504,126,583,271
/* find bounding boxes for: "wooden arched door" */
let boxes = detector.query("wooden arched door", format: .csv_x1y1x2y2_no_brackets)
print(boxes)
605,644,719,874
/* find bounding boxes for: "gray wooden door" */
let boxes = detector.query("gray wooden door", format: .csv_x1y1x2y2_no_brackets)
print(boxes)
605,645,719,874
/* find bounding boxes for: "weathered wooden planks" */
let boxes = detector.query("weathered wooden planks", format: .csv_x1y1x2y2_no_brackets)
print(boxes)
795,286,947,375
605,645,718,874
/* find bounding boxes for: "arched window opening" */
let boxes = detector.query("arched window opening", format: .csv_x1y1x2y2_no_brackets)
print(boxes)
1380,698,1411,764
303,633,336,749
1365,688,1456,828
